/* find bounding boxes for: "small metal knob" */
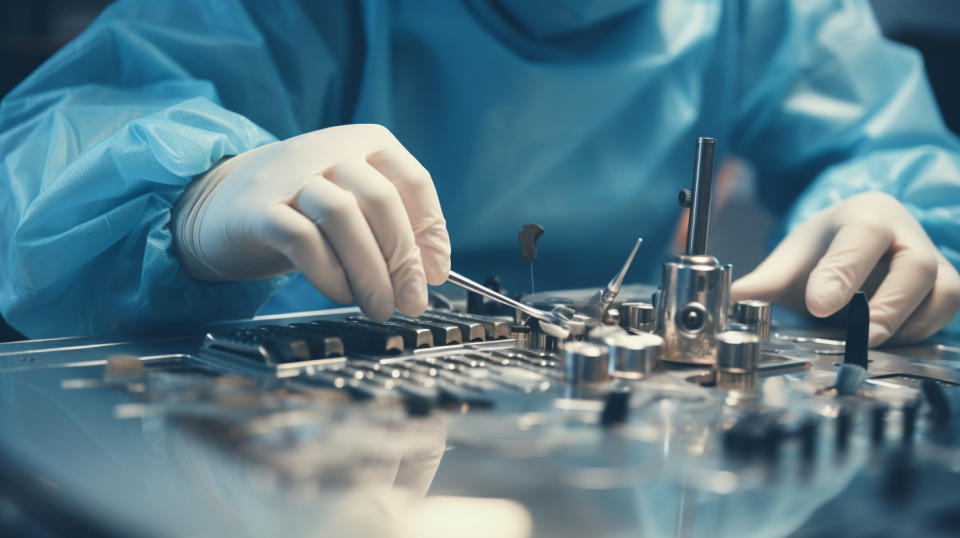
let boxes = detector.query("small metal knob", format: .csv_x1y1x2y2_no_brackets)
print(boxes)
733,300,771,341
605,333,662,379
714,331,760,390
563,341,610,383
587,324,626,344
603,307,621,326
619,301,655,332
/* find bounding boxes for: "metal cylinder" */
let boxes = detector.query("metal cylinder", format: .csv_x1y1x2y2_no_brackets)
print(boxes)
620,302,656,333
605,333,662,379
562,341,610,384
510,325,532,349
532,331,561,353
587,324,627,344
733,300,771,341
603,308,621,326
685,137,717,256
655,255,732,365
714,331,760,391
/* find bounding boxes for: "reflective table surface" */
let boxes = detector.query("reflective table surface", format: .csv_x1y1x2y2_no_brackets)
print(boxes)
1,294,959,538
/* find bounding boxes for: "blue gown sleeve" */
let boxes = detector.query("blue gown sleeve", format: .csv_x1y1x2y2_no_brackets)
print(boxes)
0,0,359,337
729,0,960,334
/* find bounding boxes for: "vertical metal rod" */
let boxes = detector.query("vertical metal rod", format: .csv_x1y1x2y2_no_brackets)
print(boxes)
685,137,717,256
530,262,536,296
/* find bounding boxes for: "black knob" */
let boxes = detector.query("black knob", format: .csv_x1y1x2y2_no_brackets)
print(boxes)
601,387,631,427
678,188,693,208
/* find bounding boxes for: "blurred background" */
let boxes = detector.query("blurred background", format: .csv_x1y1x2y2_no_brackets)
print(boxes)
0,0,958,341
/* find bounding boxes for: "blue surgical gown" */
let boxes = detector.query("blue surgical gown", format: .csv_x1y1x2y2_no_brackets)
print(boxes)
1,0,959,337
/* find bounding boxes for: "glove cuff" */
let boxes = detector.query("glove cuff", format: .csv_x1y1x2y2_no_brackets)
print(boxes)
172,155,246,281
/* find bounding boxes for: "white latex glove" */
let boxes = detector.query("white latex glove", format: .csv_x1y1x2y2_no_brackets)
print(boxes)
731,192,960,347
173,124,451,321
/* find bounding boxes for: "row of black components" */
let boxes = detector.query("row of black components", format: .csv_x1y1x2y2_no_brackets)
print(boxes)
345,317,434,348
297,320,404,355
424,310,511,340
390,315,463,345
722,394,937,470
202,326,344,367
416,313,486,342
203,310,513,367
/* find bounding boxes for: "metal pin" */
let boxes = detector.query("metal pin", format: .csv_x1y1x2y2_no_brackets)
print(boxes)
583,237,643,321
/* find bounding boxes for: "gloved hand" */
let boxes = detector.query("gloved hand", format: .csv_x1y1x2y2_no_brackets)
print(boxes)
731,192,960,347
173,124,451,321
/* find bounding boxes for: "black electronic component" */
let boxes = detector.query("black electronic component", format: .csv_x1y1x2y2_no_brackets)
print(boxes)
345,317,434,349
467,276,509,315
902,399,919,447
843,291,870,369
871,403,889,448
418,314,486,342
762,421,785,470
835,291,870,396
921,379,952,429
203,326,344,366
402,390,434,417
293,320,404,355
425,311,511,340
836,406,853,457
798,417,818,467
882,449,916,506
392,316,463,346
722,415,767,461
601,387,631,427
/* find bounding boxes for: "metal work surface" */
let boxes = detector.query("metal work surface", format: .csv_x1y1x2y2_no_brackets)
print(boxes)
3,139,959,537
1,295,959,538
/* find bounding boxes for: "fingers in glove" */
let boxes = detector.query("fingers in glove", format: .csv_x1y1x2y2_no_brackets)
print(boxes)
804,221,893,318
295,179,396,321
861,241,938,346
888,252,960,344
324,161,429,317
731,216,830,307
365,129,451,285
260,204,353,304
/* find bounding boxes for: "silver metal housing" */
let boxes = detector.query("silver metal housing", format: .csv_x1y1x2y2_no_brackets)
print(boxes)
655,254,732,365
